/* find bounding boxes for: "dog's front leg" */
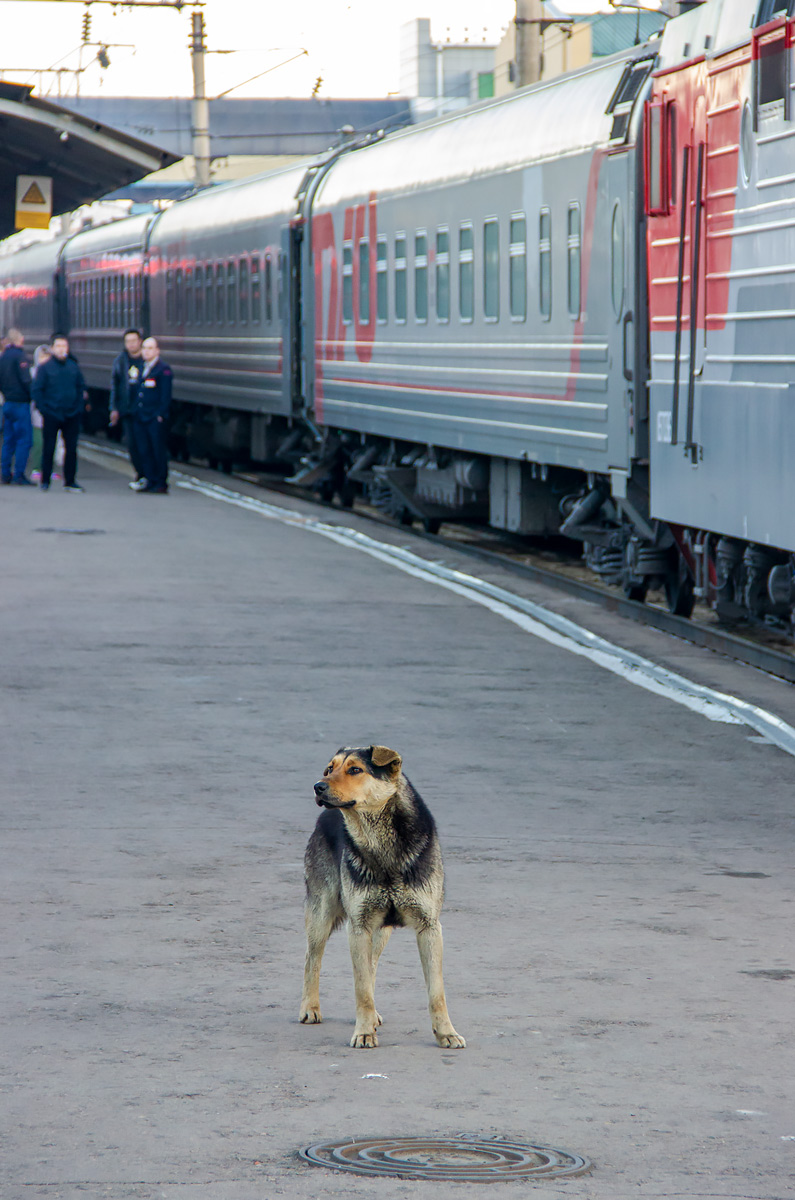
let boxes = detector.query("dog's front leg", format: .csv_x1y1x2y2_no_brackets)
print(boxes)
416,922,466,1049
348,925,379,1047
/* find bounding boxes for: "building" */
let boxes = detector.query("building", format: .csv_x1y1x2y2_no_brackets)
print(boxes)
400,19,498,118
494,5,667,94
57,95,413,201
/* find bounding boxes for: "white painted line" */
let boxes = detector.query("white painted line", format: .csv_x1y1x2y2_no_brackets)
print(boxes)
170,472,795,759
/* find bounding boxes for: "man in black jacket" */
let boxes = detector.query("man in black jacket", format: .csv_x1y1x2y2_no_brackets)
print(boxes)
109,328,147,490
31,334,88,492
0,328,34,485
132,337,172,494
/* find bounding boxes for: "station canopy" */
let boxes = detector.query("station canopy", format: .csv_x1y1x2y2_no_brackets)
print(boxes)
0,81,179,238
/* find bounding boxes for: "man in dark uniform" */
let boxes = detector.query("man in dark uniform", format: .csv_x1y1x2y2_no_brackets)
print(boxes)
0,328,34,485
132,337,172,494
31,334,88,492
109,328,147,490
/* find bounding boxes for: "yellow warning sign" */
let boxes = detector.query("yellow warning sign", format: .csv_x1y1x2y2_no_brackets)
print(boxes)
21,181,47,205
15,175,53,230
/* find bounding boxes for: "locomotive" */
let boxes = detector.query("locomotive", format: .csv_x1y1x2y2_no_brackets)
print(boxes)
1,0,793,628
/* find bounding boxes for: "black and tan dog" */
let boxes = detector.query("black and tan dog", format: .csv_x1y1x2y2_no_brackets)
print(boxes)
299,745,466,1050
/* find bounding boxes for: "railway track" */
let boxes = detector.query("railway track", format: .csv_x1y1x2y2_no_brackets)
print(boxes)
84,438,795,685
235,468,795,687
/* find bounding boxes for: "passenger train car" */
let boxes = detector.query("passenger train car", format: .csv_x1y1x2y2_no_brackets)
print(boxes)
1,0,793,629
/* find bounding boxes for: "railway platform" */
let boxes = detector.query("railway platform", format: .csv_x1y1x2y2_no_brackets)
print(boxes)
2,447,795,1199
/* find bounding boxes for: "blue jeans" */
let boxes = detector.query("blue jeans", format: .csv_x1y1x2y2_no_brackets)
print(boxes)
1,401,33,481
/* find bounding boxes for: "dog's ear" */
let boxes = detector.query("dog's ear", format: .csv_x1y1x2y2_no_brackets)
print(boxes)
370,745,402,771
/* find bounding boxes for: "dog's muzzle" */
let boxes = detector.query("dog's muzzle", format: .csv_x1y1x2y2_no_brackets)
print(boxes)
314,780,355,809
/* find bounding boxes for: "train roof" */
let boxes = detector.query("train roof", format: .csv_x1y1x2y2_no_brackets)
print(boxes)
148,160,312,247
654,0,757,70
312,47,646,207
60,212,154,262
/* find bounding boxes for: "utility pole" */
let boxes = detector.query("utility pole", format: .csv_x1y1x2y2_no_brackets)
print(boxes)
515,0,544,87
189,9,211,188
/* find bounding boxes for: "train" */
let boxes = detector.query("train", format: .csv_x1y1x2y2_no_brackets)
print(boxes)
1,0,793,629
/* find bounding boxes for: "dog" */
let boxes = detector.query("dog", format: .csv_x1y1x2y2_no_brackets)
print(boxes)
299,745,466,1050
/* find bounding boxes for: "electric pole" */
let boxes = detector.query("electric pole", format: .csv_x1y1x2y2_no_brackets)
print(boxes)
190,9,211,188
515,0,544,87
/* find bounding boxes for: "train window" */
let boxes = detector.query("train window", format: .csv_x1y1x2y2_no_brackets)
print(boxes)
459,224,474,322
203,264,213,324
120,275,128,327
436,229,450,323
227,261,237,325
342,241,353,325
567,203,581,320
215,263,225,324
92,277,99,328
756,22,789,109
185,266,194,324
611,202,624,319
646,99,669,215
483,219,499,321
251,257,261,324
239,258,249,324
191,264,202,325
539,208,552,321
264,253,273,323
509,215,526,321
376,237,388,323
175,267,184,325
358,238,370,325
394,234,407,323
415,232,428,322
166,268,174,325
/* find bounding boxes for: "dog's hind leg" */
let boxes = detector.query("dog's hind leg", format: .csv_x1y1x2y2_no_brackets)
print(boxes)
416,922,466,1049
369,925,392,1027
299,900,339,1025
348,925,380,1047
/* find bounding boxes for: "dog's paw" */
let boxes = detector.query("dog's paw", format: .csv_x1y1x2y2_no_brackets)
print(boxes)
350,1030,379,1048
435,1031,466,1049
299,1004,322,1024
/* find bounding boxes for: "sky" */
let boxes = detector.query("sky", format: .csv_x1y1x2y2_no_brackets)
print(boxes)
0,0,608,101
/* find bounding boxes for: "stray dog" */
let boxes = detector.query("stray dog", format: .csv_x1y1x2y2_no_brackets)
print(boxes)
300,745,466,1050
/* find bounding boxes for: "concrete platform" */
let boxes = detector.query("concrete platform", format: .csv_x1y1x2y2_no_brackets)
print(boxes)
2,448,794,1199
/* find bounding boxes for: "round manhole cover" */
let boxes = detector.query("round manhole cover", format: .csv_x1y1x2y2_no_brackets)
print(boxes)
300,1136,591,1181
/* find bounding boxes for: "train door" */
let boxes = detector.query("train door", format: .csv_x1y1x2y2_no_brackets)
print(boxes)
281,219,303,414
604,148,639,469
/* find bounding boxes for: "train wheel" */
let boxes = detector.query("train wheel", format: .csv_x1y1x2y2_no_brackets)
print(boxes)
399,508,414,526
423,517,442,534
665,571,695,618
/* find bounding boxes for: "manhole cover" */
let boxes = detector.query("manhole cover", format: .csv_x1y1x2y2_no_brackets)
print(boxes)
300,1136,591,1181
34,527,106,535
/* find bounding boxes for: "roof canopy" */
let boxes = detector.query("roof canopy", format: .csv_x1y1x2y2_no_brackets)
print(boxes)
0,81,178,238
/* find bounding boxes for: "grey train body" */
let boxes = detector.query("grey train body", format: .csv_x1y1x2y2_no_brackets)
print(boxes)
1,0,792,625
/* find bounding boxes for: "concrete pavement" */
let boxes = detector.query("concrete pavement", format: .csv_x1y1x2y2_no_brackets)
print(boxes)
2,450,794,1199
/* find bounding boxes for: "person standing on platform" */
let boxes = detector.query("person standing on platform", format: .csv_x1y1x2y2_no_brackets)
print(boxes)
31,334,88,492
132,337,172,494
0,328,34,486
109,328,147,490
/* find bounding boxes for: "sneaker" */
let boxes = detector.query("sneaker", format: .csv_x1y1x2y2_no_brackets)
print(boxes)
64,483,84,493
1,476,11,485
14,476,36,486
129,478,148,491
142,484,169,494
40,482,50,491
